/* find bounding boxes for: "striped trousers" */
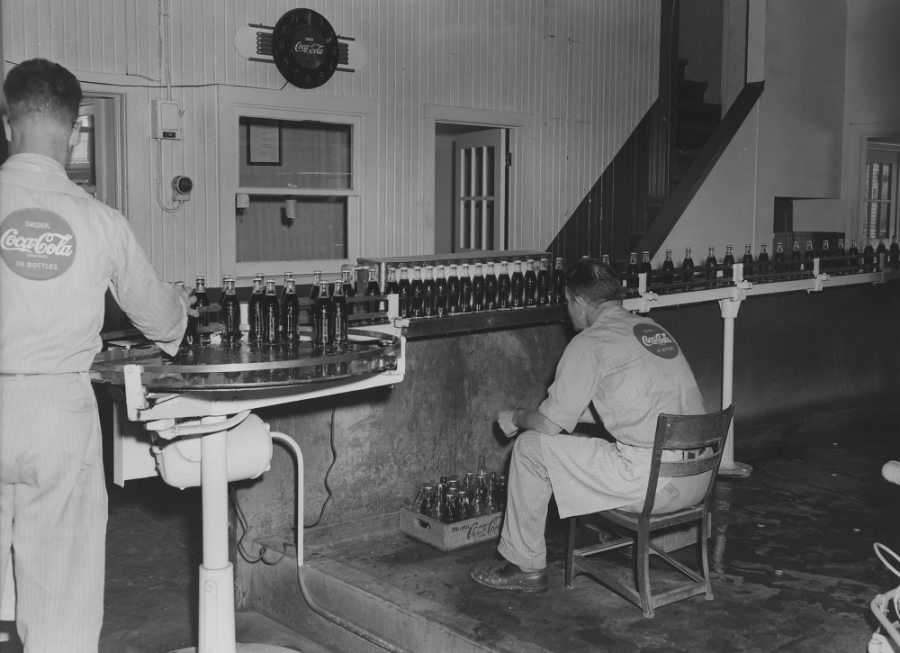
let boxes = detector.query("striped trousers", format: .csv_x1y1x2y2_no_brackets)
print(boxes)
0,373,107,653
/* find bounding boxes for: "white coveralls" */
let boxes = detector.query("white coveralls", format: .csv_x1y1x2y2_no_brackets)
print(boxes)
0,153,187,652
497,301,706,571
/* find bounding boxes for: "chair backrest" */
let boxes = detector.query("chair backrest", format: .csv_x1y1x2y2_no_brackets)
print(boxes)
640,404,734,515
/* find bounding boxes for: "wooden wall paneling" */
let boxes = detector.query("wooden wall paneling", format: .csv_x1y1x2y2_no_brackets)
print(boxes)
2,0,661,281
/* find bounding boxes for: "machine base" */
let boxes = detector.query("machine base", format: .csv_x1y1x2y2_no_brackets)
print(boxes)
718,461,753,478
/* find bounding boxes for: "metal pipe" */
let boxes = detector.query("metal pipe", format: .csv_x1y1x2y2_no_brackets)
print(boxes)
269,431,410,653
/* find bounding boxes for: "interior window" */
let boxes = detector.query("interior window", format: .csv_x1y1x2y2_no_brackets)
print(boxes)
234,114,358,276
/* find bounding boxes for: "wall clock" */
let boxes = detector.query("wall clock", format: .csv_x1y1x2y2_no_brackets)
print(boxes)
272,8,340,89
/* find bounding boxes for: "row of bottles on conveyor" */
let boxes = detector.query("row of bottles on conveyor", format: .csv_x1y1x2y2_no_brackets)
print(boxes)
620,236,900,295
388,258,567,319
184,270,368,351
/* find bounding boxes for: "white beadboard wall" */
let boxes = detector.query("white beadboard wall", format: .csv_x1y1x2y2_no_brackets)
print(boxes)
2,0,659,284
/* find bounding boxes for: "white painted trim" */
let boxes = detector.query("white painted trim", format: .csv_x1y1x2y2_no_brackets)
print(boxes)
422,105,534,252
217,87,376,282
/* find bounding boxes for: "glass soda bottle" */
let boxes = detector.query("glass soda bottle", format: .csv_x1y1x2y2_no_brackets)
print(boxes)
757,243,770,281
308,270,323,325
194,276,210,344
312,280,332,348
459,263,473,313
705,246,718,288
661,249,675,291
819,239,831,272
385,267,399,295
803,240,815,274
410,266,424,318
471,263,486,312
434,265,448,317
422,265,436,317
260,279,281,345
890,235,900,268
627,252,639,289
537,258,550,305
722,245,735,281
553,256,566,305
497,261,511,309
247,274,264,343
835,238,847,274
773,241,785,277
741,245,754,279
848,240,861,273
309,270,322,301
219,276,241,345
876,236,888,258
281,277,300,344
863,240,876,270
364,266,382,316
790,241,802,277
397,267,411,318
331,279,348,348
511,260,525,308
640,251,653,276
681,248,694,288
280,272,293,304
447,264,461,314
484,262,498,310
341,267,355,317
524,259,538,307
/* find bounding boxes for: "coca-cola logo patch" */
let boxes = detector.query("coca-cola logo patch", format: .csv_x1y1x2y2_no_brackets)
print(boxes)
0,208,77,280
633,323,679,359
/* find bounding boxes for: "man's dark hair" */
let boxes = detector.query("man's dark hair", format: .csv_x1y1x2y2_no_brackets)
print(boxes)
564,257,623,304
2,58,82,127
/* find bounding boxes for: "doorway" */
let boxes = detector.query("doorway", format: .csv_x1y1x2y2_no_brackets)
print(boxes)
862,139,900,244
434,123,509,254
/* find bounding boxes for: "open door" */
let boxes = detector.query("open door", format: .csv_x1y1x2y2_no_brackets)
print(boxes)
454,128,507,251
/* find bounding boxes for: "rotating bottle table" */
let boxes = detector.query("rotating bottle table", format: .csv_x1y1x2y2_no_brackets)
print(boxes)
91,327,406,653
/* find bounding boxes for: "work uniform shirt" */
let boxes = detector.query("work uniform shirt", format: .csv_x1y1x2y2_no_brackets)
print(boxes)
0,152,186,373
0,152,187,651
536,300,705,517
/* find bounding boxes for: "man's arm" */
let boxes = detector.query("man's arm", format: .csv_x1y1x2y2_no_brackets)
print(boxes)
497,408,563,438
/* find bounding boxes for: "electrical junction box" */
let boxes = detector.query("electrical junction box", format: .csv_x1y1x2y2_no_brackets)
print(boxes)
151,100,181,140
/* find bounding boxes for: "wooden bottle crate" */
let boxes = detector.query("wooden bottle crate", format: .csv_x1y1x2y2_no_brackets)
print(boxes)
399,508,503,551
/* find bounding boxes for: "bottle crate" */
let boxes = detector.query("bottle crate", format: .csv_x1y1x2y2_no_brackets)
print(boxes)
399,508,503,551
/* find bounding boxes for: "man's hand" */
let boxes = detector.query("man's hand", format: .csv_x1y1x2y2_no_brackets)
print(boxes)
497,410,519,438
187,291,200,319
173,284,199,319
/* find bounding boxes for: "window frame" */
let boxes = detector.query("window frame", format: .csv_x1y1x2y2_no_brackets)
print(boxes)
218,89,371,283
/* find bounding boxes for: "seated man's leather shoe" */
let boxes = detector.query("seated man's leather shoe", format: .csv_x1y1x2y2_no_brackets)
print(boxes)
470,559,548,592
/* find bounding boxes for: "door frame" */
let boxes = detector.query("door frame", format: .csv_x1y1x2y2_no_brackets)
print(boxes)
844,119,900,243
77,92,126,211
423,105,533,253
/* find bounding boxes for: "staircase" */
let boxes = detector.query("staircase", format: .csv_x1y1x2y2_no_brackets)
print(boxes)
548,1,763,269
672,66,721,192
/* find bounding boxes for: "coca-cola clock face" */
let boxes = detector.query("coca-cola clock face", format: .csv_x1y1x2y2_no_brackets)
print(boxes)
272,9,339,89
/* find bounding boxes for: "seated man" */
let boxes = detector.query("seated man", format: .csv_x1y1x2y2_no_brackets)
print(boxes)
471,257,706,592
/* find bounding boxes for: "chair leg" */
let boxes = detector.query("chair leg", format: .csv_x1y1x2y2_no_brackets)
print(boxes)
565,517,576,588
700,515,713,600
636,526,653,618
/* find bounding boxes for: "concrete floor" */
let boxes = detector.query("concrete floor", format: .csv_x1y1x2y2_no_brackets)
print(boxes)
1,417,899,652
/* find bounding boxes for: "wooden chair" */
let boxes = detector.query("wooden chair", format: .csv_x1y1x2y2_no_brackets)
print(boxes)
565,405,734,617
